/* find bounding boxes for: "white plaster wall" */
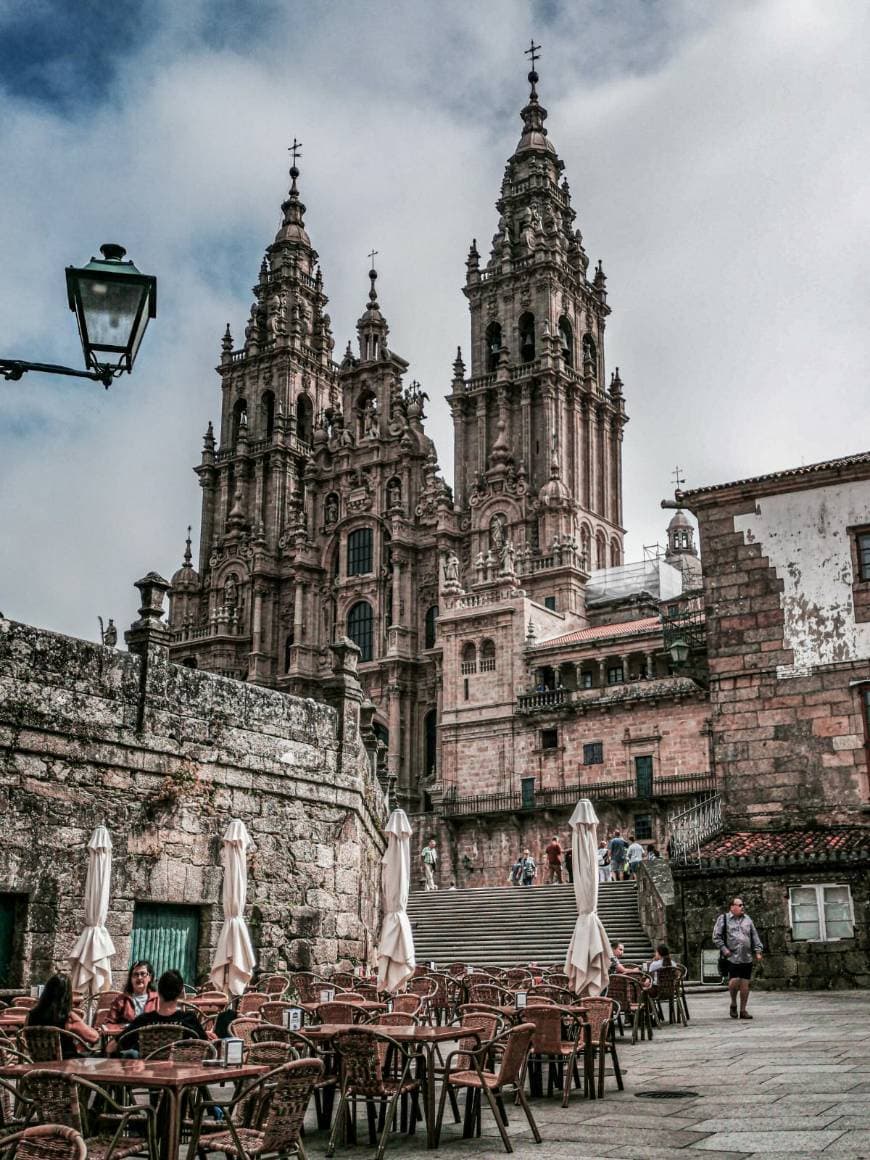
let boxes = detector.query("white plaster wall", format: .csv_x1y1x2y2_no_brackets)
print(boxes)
734,479,870,677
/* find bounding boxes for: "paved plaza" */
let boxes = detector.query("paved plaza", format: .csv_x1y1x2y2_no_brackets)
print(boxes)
300,990,870,1159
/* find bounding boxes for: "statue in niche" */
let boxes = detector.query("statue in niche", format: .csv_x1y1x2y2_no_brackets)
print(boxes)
324,494,339,525
223,574,238,608
443,551,460,585
502,539,516,576
268,292,286,340
387,478,402,508
489,512,508,554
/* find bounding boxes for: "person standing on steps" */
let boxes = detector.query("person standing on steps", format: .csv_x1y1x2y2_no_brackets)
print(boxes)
608,829,628,881
544,835,563,883
519,848,537,887
626,834,645,878
421,838,439,891
713,897,763,1020
597,838,611,883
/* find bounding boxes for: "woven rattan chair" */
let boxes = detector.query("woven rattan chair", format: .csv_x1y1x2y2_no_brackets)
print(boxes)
445,963,468,979
605,974,653,1044
521,1005,586,1106
130,1022,192,1059
0,1125,88,1160
326,1029,422,1160
91,992,125,1028
435,1023,541,1154
315,1002,361,1026
260,1002,294,1026
466,983,510,1006
9,997,38,1011
330,973,356,991
195,1058,323,1160
287,974,327,1004
543,971,570,987
245,1029,337,1129
259,974,289,997
652,965,690,1025
350,984,380,1001
143,1038,215,1063
236,992,268,1017
388,995,421,1017
441,1011,501,1129
246,1040,299,1066
500,969,533,990
21,1068,157,1160
229,1018,262,1046
18,1026,94,1062
581,997,623,1098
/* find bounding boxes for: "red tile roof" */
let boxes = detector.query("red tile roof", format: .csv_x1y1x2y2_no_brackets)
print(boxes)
538,615,662,649
678,449,870,502
697,827,870,863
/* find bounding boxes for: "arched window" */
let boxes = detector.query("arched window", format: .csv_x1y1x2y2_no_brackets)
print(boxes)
261,390,275,438
424,709,438,779
596,531,607,570
461,641,477,674
232,398,247,446
284,630,295,672
610,539,621,567
295,394,313,443
424,606,438,650
347,527,373,575
582,333,597,369
347,601,374,662
580,525,592,569
480,639,496,672
518,312,535,363
559,318,574,368
485,322,502,372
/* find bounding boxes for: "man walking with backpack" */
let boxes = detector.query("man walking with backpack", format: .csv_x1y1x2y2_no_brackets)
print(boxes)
713,897,763,1020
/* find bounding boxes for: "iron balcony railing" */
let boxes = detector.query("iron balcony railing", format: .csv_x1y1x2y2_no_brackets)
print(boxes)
440,772,716,818
667,793,723,864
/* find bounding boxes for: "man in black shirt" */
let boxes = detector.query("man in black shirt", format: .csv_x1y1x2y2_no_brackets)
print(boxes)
114,969,206,1055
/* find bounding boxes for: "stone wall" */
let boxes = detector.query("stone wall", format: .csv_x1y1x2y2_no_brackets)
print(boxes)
671,859,870,990
0,617,386,988
688,474,870,830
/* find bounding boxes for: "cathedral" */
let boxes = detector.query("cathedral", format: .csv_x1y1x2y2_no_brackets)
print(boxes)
167,57,709,863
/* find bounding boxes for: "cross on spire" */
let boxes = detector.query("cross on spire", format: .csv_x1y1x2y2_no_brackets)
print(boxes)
672,465,686,491
368,248,378,269
525,40,541,70
288,138,303,168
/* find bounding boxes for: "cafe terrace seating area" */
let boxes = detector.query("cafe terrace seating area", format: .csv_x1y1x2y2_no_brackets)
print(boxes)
0,958,691,1160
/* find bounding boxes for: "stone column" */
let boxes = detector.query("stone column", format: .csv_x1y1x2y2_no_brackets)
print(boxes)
294,582,305,643
598,659,606,687
602,408,612,527
621,654,630,682
124,573,172,733
588,405,600,515
645,652,655,679
521,383,531,475
391,555,402,627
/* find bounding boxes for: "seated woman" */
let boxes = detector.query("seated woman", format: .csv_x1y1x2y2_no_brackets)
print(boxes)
105,960,158,1027
646,943,674,995
112,969,206,1056
26,974,100,1057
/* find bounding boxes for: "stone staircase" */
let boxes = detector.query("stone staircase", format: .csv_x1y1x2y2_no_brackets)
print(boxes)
406,881,651,968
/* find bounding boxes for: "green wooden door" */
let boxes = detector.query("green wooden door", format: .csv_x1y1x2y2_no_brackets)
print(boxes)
130,904,200,985
635,755,654,799
0,896,16,987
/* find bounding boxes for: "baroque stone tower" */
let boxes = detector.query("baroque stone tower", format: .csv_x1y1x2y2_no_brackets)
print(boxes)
167,55,631,811
449,57,628,614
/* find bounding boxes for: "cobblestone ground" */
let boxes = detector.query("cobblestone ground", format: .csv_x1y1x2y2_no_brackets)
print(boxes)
297,990,870,1159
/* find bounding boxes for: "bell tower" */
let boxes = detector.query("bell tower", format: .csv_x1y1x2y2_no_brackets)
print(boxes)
450,45,628,594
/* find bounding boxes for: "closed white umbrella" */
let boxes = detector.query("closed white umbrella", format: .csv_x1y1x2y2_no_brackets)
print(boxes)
69,826,116,994
210,818,256,996
565,799,612,997
376,809,416,992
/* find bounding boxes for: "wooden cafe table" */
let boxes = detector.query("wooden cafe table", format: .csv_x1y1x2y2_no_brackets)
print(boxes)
305,1022,472,1149
0,1056,269,1160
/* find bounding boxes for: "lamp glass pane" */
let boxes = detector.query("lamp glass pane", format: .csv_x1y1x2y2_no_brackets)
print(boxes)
79,275,147,353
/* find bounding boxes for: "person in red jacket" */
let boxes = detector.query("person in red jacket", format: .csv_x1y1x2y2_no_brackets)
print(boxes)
544,836,564,884
106,960,159,1026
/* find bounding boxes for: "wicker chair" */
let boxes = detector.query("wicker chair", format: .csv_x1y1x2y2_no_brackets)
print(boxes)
259,974,289,997
195,1058,324,1160
21,1068,157,1160
652,965,689,1025
435,1023,541,1154
91,992,124,1028
129,1022,192,1059
8,997,38,1011
315,1003,361,1026
326,1029,422,1160
0,1125,88,1160
466,983,510,1006
236,992,268,1017
18,1026,94,1062
330,973,356,991
445,963,468,979
581,997,624,1098
287,974,327,1005
388,995,421,1017
228,1018,262,1047
260,1002,294,1026
521,1005,586,1106
543,971,570,988
246,1040,299,1066
350,984,379,1001
500,969,533,990
247,1029,337,1130
143,1038,216,1063
605,974,653,1044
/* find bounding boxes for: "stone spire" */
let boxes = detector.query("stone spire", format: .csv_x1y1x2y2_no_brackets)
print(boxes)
356,261,389,363
273,144,312,252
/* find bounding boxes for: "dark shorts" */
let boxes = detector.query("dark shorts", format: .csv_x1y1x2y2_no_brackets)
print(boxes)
727,961,753,980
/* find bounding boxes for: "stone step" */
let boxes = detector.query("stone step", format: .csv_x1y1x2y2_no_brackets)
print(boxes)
406,880,652,968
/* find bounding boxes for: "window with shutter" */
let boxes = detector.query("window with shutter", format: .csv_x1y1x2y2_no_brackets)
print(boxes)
131,903,201,983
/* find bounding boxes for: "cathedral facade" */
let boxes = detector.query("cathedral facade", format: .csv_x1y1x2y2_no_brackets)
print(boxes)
167,63,712,846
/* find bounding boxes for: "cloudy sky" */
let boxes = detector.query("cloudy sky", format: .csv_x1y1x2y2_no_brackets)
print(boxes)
1,0,868,642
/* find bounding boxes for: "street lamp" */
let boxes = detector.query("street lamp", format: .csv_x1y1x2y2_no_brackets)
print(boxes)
668,637,691,667
1,244,156,388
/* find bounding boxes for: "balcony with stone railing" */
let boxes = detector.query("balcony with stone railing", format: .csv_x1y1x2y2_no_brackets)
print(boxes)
516,675,702,714
440,771,717,818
